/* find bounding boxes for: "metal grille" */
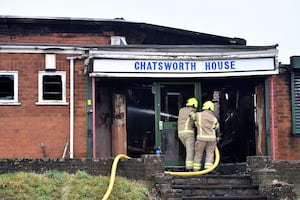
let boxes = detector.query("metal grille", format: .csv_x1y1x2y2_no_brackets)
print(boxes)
42,75,62,100
293,73,300,134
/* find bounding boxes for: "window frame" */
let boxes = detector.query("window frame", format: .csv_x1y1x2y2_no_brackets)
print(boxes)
36,71,68,105
0,71,20,105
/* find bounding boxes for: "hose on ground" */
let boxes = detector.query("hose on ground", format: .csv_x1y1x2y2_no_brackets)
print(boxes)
102,146,219,199
164,146,220,176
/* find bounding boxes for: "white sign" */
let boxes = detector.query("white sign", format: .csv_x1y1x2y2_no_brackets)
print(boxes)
92,57,277,77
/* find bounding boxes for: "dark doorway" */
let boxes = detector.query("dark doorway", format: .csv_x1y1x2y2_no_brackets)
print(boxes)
126,83,155,157
159,83,195,166
94,78,257,164
201,78,256,163
95,79,155,158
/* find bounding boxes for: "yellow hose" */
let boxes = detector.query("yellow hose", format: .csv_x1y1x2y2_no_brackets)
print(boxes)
102,146,219,199
164,146,220,176
102,154,130,200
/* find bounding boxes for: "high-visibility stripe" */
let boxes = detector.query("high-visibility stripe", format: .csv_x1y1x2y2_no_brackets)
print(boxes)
196,134,215,139
193,162,201,171
186,160,194,167
179,115,194,134
204,162,213,169
196,113,202,135
195,112,216,140
178,130,194,134
184,117,191,130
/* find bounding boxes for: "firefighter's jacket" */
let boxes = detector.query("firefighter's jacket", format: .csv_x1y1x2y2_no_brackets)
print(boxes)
192,110,219,141
177,107,196,135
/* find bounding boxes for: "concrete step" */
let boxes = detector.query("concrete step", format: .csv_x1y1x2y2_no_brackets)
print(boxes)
172,174,252,185
171,174,261,197
182,195,267,200
156,163,267,199
172,184,260,196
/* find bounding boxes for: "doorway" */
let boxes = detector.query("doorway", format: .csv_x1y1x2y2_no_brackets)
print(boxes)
201,78,257,163
157,83,197,167
94,78,257,164
95,79,156,158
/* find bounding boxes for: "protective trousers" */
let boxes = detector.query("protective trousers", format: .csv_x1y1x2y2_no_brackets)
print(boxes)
178,133,195,170
193,140,216,171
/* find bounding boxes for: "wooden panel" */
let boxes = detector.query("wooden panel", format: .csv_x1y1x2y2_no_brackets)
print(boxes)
112,94,127,156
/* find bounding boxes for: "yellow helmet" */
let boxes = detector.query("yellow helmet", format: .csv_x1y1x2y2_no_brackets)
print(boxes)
202,101,214,112
186,97,198,108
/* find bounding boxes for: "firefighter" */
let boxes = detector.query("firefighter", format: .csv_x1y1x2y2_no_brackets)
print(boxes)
192,100,219,171
177,97,198,172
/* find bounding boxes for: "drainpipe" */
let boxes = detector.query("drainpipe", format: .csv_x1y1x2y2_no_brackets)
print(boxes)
92,77,96,158
67,54,88,158
264,79,271,156
270,75,276,160
68,58,75,158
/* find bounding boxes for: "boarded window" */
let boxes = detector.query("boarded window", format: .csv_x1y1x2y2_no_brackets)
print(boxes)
42,75,62,100
37,71,67,105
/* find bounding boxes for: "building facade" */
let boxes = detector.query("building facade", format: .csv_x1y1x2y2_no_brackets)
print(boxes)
0,16,299,165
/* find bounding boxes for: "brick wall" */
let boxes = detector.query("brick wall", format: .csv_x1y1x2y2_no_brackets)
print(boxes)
0,155,296,199
0,155,164,181
273,72,300,160
0,22,111,45
0,21,113,158
0,53,87,158
247,156,299,199
0,34,110,45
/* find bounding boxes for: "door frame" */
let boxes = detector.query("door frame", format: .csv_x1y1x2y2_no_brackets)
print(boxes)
154,82,201,166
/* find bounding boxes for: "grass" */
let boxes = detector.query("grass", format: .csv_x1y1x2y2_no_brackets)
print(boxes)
0,170,153,200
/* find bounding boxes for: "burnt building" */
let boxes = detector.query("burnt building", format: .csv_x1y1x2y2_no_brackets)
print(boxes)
0,16,298,167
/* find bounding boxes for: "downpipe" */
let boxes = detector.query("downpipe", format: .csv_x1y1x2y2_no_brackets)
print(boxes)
67,54,88,158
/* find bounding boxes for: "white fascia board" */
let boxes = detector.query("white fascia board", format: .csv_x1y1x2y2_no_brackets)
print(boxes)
89,48,278,60
0,45,87,54
89,70,279,78
91,48,279,78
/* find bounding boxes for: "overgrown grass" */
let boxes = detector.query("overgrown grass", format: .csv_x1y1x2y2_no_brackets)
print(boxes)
0,170,152,200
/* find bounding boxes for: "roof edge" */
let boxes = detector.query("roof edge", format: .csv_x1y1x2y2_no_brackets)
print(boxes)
0,15,246,45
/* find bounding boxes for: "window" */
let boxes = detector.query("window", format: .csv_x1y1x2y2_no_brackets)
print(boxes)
37,71,67,105
0,71,19,104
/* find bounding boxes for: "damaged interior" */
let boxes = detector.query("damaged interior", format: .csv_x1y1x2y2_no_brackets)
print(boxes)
95,77,264,165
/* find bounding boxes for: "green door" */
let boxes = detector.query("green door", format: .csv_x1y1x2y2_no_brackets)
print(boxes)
155,83,200,167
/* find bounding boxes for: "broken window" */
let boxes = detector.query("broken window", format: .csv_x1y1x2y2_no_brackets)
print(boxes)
0,71,18,104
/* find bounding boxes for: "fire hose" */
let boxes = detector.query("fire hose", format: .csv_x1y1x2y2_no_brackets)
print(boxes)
164,146,220,176
102,154,130,200
102,147,219,199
